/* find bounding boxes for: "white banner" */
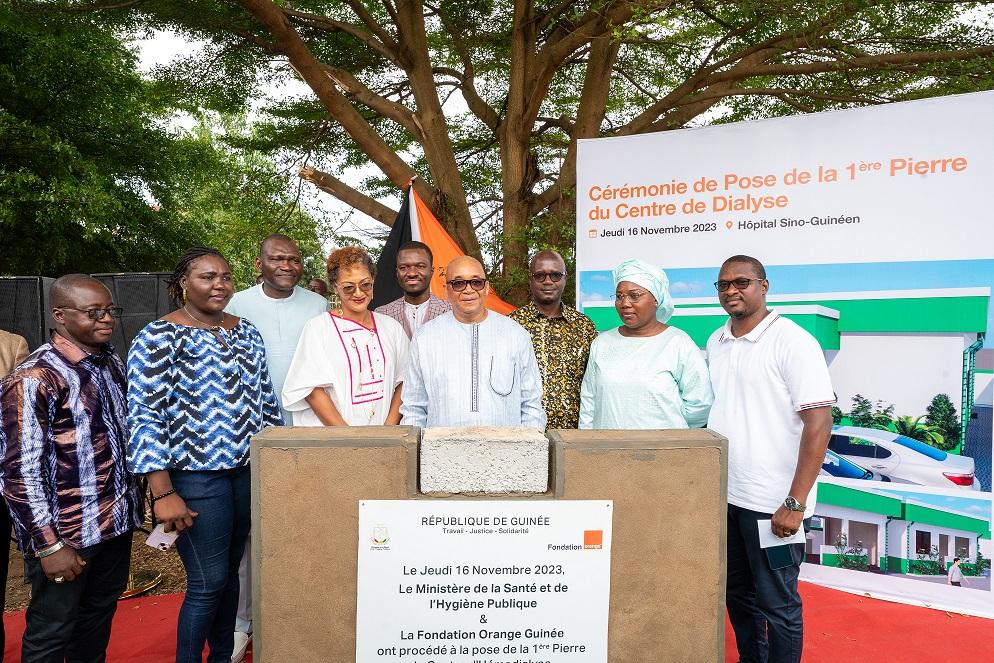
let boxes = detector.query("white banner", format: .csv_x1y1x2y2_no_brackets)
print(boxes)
576,92,994,271
576,92,994,617
356,500,614,663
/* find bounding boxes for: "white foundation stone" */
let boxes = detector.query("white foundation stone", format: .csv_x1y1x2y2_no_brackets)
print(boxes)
420,426,549,494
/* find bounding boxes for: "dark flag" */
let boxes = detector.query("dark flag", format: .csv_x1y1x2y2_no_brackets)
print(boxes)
371,185,516,313
370,186,413,309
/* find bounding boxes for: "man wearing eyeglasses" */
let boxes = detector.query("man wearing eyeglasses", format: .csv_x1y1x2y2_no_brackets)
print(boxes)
400,256,546,430
375,241,451,338
509,251,597,430
705,255,834,663
0,274,142,662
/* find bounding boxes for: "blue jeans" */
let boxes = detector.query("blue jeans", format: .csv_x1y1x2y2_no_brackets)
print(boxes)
726,504,806,663
170,466,251,663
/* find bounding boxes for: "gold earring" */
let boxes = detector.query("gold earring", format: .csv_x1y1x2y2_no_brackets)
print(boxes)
182,287,187,303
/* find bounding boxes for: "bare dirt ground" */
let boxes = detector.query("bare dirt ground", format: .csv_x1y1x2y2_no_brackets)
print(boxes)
4,528,187,612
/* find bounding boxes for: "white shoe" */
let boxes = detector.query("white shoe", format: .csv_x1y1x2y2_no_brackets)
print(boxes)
232,631,251,663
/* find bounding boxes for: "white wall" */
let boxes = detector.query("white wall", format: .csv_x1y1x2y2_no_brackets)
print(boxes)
887,519,913,559
910,524,977,560
828,332,973,416
976,372,993,406
814,505,888,563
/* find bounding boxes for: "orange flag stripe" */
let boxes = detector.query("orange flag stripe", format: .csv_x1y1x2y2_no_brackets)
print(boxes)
411,190,516,315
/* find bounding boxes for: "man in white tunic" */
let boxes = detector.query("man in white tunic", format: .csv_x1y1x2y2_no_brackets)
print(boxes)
401,256,546,429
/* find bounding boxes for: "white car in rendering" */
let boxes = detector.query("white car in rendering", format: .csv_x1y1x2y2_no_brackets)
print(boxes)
827,425,980,491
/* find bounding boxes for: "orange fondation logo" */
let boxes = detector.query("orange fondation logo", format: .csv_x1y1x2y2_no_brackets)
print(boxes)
583,530,603,549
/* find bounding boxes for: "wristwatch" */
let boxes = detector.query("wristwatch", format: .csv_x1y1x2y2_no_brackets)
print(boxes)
783,496,806,512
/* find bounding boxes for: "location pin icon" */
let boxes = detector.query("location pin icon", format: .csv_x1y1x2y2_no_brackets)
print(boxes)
725,221,733,229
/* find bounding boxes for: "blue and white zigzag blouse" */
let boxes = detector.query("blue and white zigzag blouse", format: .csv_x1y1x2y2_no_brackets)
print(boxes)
126,319,284,473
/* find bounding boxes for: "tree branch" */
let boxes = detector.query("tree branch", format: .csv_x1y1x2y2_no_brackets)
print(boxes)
614,4,866,135
393,0,481,257
239,0,424,198
319,63,423,138
59,0,144,11
530,32,619,216
437,15,502,133
534,115,575,135
298,166,397,227
283,8,401,66
704,46,994,85
340,0,401,57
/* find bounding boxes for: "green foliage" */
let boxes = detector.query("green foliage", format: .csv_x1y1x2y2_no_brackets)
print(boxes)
168,116,327,289
847,394,895,430
96,0,994,279
892,415,946,448
0,4,201,274
833,533,869,572
925,393,961,448
0,4,328,283
909,545,946,575
961,551,991,577
7,1,994,287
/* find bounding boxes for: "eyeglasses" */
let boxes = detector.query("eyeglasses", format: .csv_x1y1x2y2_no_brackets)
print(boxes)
447,278,487,292
339,281,373,296
615,290,650,305
55,306,124,320
714,278,765,292
529,271,565,283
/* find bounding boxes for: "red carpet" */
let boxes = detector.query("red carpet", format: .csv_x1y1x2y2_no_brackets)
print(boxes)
2,582,989,661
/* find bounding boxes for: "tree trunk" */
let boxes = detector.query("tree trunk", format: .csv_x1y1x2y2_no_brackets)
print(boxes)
396,0,482,260
498,0,538,303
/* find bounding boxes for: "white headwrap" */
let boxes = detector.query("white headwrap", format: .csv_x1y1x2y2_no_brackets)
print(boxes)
612,258,674,323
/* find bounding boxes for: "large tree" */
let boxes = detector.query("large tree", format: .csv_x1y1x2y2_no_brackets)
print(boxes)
1,3,326,282
92,1,994,298
0,3,202,274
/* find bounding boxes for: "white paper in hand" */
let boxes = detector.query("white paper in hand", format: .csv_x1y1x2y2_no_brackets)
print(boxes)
757,519,806,548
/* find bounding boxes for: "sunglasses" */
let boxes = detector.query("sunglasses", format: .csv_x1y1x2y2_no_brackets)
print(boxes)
714,278,764,292
56,306,124,320
529,271,565,283
447,278,487,292
339,281,373,296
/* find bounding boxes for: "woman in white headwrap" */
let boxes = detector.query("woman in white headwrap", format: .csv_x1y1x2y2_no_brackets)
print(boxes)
578,258,713,429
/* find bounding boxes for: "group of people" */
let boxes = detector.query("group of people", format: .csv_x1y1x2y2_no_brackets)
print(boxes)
0,232,834,663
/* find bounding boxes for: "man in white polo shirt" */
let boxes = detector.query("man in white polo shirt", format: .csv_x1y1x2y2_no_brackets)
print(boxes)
706,255,834,663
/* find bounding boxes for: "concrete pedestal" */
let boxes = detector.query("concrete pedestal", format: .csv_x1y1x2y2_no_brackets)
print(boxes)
251,426,726,662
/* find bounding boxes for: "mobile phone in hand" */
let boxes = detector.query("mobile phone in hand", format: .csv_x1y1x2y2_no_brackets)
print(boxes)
146,524,179,551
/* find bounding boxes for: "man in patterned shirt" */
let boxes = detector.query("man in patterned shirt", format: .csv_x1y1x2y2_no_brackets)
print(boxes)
510,251,598,430
0,274,142,662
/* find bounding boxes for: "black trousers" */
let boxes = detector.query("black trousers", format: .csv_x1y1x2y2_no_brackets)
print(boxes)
726,504,805,663
1,498,11,661
21,531,133,663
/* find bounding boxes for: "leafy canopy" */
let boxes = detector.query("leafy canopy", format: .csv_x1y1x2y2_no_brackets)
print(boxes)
0,3,326,287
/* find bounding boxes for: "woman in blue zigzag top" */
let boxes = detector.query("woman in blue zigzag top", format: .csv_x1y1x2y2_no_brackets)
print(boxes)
126,247,283,663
